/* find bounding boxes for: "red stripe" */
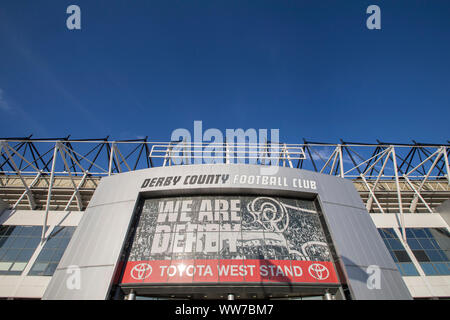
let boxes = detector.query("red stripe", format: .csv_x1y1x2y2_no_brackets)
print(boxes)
121,259,339,284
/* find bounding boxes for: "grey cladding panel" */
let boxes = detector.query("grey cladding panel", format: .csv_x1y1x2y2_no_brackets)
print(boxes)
43,265,116,300
58,201,136,268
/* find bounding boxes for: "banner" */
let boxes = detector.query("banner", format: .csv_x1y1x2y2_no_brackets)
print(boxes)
120,196,339,285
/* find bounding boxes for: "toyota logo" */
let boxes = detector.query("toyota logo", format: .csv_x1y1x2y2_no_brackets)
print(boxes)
131,263,152,280
308,263,329,280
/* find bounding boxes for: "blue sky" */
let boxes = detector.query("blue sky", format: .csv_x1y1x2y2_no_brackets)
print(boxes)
0,1,449,143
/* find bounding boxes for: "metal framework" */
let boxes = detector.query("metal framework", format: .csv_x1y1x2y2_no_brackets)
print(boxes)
0,137,449,239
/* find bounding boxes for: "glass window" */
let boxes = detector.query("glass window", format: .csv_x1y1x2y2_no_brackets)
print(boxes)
427,250,443,262
32,262,48,272
24,237,40,248
438,250,449,262
407,238,421,250
388,250,398,262
10,262,27,272
418,239,434,250
0,262,12,271
420,262,438,275
412,250,429,262
378,228,418,276
28,226,75,276
405,229,415,238
401,263,420,276
406,228,450,276
381,228,397,239
393,250,411,263
434,263,450,275
16,249,34,262
388,239,404,250
412,229,427,238
0,226,42,275
0,226,10,235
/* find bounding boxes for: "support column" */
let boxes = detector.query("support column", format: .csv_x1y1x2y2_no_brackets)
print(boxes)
126,290,136,300
323,291,333,300
42,142,60,241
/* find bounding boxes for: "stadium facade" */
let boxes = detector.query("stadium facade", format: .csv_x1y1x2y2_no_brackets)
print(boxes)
0,138,449,300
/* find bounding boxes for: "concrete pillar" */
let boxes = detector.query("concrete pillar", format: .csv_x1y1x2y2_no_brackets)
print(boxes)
323,291,333,300
126,290,136,300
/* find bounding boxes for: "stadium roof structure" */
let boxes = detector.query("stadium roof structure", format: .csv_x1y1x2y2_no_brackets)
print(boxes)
0,136,449,219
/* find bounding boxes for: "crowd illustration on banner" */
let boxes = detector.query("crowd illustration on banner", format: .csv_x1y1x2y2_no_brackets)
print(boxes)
128,196,331,263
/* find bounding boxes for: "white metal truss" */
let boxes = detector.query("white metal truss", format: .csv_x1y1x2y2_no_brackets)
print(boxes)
149,141,306,166
0,138,449,240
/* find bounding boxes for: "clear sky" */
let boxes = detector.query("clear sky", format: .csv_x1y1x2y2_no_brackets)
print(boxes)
0,1,449,143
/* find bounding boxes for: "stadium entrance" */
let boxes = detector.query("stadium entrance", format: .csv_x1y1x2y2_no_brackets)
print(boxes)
117,195,343,299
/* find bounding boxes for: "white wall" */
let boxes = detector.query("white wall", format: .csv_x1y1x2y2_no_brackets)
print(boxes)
0,209,83,299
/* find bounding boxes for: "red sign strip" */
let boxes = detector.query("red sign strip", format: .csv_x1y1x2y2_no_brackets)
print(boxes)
121,259,339,284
